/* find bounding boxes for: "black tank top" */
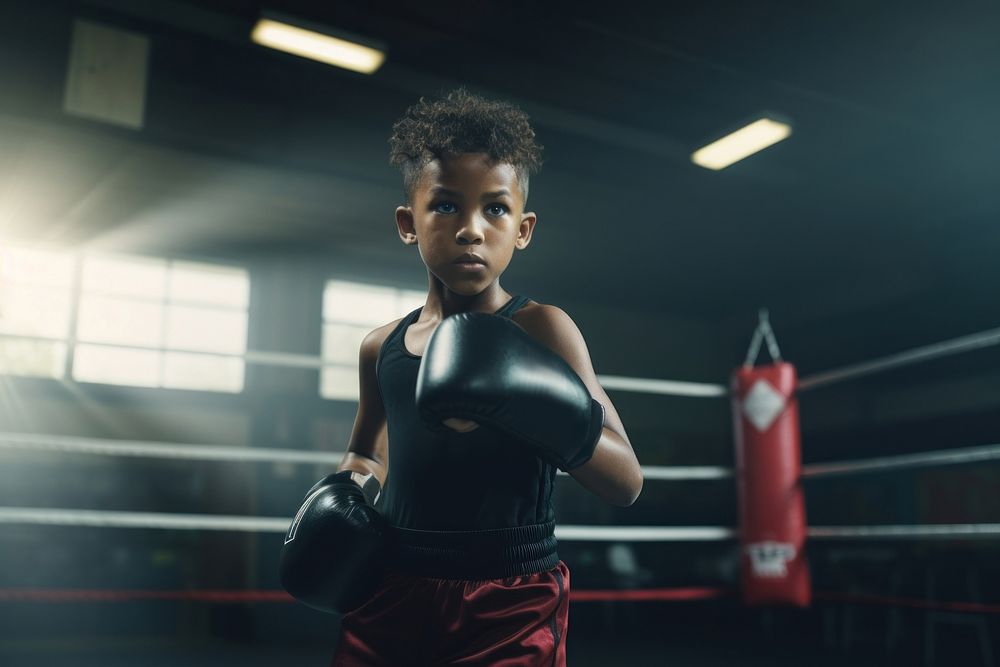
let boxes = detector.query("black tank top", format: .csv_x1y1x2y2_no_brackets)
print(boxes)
376,295,557,532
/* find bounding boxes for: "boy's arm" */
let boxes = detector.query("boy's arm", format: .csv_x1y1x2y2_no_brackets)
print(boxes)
514,305,643,507
338,322,395,487
278,321,395,614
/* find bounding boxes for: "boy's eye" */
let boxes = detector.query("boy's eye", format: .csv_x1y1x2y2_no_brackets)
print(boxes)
486,204,509,216
434,201,457,214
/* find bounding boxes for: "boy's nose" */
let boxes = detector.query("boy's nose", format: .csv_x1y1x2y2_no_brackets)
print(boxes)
456,217,485,245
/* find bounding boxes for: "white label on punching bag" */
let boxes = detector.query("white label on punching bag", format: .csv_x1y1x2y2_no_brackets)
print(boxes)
742,380,786,432
746,541,796,578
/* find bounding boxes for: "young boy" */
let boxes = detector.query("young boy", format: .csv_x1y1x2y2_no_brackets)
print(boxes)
280,89,643,666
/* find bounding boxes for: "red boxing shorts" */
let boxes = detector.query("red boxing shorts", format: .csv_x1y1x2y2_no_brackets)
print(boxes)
331,561,570,666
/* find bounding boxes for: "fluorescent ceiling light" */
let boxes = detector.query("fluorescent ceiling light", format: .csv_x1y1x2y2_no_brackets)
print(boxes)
251,17,385,74
691,118,792,170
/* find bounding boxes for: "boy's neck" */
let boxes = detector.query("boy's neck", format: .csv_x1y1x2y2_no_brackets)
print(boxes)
422,283,512,320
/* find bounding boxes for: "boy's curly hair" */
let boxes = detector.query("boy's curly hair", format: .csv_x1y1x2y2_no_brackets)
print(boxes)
389,89,543,204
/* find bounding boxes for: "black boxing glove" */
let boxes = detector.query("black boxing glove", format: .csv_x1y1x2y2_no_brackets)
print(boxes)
279,471,386,614
415,312,605,471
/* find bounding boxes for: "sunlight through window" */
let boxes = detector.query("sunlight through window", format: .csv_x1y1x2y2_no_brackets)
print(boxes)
0,246,74,378
73,254,249,392
320,280,424,400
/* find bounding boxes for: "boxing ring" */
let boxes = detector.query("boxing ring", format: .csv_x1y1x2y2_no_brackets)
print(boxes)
1,322,999,661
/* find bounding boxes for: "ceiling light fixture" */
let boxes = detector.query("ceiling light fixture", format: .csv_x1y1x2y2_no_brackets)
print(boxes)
251,16,386,75
691,118,792,170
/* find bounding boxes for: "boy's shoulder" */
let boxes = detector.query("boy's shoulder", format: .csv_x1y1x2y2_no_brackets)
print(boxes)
512,300,586,348
512,300,597,375
513,299,572,324
360,317,406,364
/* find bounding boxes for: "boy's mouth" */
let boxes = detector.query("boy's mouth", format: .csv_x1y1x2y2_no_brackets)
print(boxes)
453,253,486,266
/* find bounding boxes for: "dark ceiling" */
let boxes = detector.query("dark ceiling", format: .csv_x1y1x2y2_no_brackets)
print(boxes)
1,0,998,369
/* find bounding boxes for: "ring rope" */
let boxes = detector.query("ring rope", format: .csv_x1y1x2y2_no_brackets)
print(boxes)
0,507,733,540
807,524,1000,539
9,431,997,480
798,324,1000,391
0,432,732,481
2,507,999,541
0,432,343,465
6,431,997,487
802,442,1000,478
0,333,727,398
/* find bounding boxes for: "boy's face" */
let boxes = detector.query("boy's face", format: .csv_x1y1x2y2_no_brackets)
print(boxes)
396,153,536,297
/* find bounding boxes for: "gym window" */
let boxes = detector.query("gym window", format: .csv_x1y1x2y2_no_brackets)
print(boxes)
74,254,249,392
0,246,74,378
320,280,424,400
0,245,250,393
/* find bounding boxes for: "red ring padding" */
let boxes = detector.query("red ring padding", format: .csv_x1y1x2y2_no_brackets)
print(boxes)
3,588,999,614
0,587,730,603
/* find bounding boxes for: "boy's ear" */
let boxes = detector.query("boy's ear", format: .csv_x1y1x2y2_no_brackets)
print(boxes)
396,206,417,245
515,212,537,250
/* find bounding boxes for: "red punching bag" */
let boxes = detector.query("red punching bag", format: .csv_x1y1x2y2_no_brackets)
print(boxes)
731,311,810,607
